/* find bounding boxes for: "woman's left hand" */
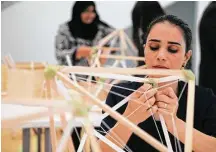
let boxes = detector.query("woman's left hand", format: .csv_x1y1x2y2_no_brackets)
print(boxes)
155,87,179,123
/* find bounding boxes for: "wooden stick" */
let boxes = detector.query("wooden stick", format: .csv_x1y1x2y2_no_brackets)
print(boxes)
96,57,101,67
59,114,75,152
3,56,14,69
83,119,101,152
61,68,186,84
2,60,52,70
92,30,119,67
2,99,101,114
98,29,119,47
121,31,138,65
2,98,69,108
100,60,120,84
110,79,123,85
96,47,120,52
7,54,16,68
123,30,138,55
6,55,15,68
184,80,195,152
46,80,58,152
16,63,45,69
94,83,104,99
2,59,46,70
56,72,167,152
80,127,90,152
2,57,10,68
90,50,102,68
119,29,127,55
118,31,129,68
110,60,120,67
61,66,186,78
136,65,147,69
2,110,59,128
99,54,145,61
54,79,76,152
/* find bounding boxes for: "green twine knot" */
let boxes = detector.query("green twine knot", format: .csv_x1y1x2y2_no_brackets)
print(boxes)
145,78,158,88
68,89,91,117
44,66,58,80
183,69,195,81
69,100,90,117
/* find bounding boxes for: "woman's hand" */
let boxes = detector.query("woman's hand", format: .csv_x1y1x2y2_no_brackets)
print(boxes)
76,46,107,64
124,84,158,125
76,46,93,59
155,87,179,123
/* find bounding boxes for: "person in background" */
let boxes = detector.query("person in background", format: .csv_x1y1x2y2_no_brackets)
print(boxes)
55,1,114,67
199,2,216,94
55,1,114,149
132,1,165,66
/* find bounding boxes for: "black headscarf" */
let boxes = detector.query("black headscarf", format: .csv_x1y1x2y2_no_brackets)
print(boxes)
68,1,108,40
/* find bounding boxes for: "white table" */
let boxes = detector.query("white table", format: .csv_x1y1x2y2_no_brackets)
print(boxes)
2,104,103,152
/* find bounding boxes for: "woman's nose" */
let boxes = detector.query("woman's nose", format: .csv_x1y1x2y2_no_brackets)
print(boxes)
156,49,167,61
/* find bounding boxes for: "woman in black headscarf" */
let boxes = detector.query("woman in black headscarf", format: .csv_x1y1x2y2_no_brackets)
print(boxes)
55,1,114,67
132,1,165,66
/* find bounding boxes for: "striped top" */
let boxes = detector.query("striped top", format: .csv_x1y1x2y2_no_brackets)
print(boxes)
55,22,114,67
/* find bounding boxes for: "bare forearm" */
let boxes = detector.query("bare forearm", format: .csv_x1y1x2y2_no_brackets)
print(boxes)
167,118,216,152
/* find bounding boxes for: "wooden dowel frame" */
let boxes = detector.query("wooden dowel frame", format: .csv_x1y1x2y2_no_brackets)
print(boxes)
56,71,168,152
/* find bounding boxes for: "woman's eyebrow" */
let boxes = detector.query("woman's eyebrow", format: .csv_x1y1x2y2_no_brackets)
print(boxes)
168,41,181,46
149,39,160,42
149,39,181,46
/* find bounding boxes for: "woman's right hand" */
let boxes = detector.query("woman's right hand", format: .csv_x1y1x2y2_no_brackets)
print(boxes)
76,46,93,59
123,84,158,124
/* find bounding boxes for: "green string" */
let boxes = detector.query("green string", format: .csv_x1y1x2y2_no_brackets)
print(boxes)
183,69,195,81
145,78,158,88
44,65,58,80
68,90,91,117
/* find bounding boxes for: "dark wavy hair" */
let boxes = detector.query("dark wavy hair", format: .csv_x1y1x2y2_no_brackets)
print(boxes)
132,1,165,66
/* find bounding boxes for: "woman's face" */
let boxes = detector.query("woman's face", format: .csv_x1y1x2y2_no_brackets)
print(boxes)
144,21,192,70
81,5,96,24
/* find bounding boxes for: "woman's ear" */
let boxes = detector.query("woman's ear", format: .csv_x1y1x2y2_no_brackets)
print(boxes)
184,50,192,65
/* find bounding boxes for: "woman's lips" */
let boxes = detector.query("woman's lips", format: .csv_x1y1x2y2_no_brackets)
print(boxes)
152,66,169,69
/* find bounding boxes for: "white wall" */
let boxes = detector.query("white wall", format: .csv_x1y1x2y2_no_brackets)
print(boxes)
96,1,174,29
1,1,174,64
2,1,75,64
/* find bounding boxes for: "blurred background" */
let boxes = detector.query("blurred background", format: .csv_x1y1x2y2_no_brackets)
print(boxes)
1,1,212,84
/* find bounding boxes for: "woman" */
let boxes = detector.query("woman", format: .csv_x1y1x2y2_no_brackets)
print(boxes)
55,1,114,67
132,1,165,66
99,15,216,151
